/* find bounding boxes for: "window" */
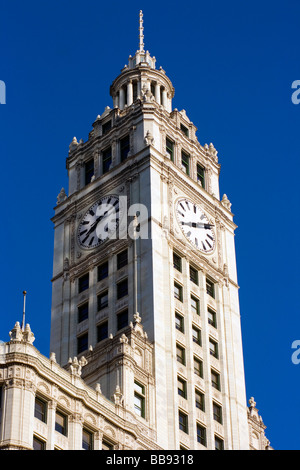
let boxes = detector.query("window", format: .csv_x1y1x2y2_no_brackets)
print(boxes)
117,250,128,269
102,440,114,450
192,325,201,346
120,135,130,162
77,333,88,354
206,278,215,298
176,344,186,365
134,381,145,418
209,338,219,358
34,397,47,423
197,423,207,447
84,158,94,185
177,376,187,398
98,261,108,281
82,428,93,450
189,266,198,285
102,147,112,174
215,435,224,450
166,137,174,161
174,282,183,302
97,321,108,342
55,410,68,436
213,402,222,424
117,309,128,330
181,151,190,175
173,252,182,272
33,436,46,450
102,120,112,134
208,308,217,328
78,302,89,323
78,273,89,293
194,357,203,378
175,312,184,333
179,411,188,433
117,278,128,299
197,163,205,188
195,389,205,411
180,123,189,137
191,295,200,315
211,369,221,391
97,291,108,310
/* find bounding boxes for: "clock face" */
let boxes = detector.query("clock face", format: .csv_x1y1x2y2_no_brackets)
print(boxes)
77,195,120,248
176,198,215,253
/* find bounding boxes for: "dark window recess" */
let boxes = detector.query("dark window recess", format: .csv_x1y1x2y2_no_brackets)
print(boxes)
82,429,93,450
117,279,128,299
34,398,47,423
97,321,108,342
97,291,108,310
197,424,207,447
197,164,205,188
195,390,205,411
179,411,188,433
102,147,112,174
175,313,184,333
117,309,128,330
166,138,174,161
33,436,46,450
98,261,109,281
177,377,187,398
173,253,182,272
120,135,130,162
206,278,215,298
78,302,89,323
77,334,88,354
85,159,94,185
180,123,189,137
117,250,128,269
102,120,112,134
208,308,217,328
55,410,68,436
190,266,198,284
78,273,89,293
181,151,190,175
174,282,183,302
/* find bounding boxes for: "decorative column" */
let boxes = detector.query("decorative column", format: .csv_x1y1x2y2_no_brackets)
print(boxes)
155,83,161,104
127,81,133,106
69,413,84,450
162,89,167,108
119,87,125,110
47,400,57,450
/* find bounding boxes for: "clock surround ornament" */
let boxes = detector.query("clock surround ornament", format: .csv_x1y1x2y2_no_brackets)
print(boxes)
175,198,215,254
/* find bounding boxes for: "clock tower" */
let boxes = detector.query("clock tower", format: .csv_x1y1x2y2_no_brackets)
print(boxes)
50,11,249,450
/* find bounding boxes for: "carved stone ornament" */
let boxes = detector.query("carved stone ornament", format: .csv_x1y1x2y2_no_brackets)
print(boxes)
221,194,232,210
9,322,35,344
57,187,67,205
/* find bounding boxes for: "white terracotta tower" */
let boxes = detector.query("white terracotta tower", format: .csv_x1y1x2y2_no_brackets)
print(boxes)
50,11,249,450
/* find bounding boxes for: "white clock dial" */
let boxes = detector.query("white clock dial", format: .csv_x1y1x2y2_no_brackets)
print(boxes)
176,198,215,253
77,195,119,248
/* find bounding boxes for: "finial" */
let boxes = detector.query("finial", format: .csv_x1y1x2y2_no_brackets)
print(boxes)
139,10,144,52
21,291,27,331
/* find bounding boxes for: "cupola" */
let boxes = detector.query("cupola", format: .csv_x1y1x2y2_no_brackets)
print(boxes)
110,11,174,112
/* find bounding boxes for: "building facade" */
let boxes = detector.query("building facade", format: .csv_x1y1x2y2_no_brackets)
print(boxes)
0,12,271,450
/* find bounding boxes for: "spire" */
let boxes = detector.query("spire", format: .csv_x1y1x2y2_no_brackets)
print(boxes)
139,10,145,53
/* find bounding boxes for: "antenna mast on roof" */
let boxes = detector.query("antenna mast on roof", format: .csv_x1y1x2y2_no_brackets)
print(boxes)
139,10,145,53
21,290,27,331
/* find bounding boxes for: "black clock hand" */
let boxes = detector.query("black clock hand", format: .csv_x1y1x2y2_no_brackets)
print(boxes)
82,208,118,243
181,221,214,229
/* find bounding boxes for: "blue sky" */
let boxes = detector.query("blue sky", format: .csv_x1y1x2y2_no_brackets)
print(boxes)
1,0,300,450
